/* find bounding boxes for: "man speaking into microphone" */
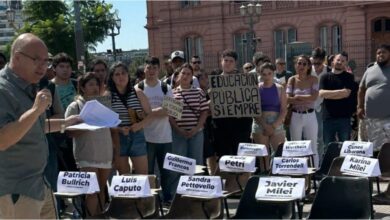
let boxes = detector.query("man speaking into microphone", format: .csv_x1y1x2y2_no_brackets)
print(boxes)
0,33,80,219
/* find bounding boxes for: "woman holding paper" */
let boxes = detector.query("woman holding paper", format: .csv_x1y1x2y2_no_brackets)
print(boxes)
65,72,113,216
286,55,319,168
106,62,152,175
170,63,209,164
252,63,287,170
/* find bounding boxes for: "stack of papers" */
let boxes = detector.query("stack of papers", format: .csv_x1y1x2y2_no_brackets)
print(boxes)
66,100,121,131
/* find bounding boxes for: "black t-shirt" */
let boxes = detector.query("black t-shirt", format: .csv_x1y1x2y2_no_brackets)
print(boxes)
319,71,358,119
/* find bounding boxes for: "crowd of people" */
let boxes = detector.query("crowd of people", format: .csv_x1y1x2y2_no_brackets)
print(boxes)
0,33,389,219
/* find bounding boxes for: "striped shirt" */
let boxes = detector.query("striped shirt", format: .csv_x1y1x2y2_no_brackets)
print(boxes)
173,87,209,130
111,90,143,126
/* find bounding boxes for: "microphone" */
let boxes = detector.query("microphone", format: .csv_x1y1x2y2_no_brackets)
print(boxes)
38,77,52,110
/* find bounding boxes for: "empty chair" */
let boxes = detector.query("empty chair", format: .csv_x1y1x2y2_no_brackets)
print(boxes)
233,176,294,219
327,156,345,176
314,142,342,179
308,176,372,219
378,142,390,179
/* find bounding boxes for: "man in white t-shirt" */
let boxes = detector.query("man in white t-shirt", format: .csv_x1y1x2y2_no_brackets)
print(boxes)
135,56,176,203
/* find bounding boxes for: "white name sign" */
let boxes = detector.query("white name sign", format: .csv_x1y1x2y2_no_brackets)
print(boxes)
282,141,313,157
340,155,381,177
57,172,99,194
163,153,196,175
256,177,305,201
272,157,309,175
219,156,256,173
177,176,223,198
108,176,151,198
340,141,373,157
162,96,184,119
237,143,268,157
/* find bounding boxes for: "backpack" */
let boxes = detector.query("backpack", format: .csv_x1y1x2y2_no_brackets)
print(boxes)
137,80,168,95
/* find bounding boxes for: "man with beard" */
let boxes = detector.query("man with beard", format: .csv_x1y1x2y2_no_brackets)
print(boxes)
358,44,390,152
319,53,358,148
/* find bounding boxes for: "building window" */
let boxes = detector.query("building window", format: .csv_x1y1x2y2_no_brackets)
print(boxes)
233,32,254,69
373,17,390,32
274,27,297,59
181,0,200,8
184,35,203,62
318,24,342,54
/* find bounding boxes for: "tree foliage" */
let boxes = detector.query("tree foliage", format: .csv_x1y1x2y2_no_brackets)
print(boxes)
9,0,115,61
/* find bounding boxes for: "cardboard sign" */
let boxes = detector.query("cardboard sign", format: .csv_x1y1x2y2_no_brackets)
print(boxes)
219,155,256,173
108,176,152,198
177,176,223,198
57,171,99,194
85,95,112,109
209,74,261,118
272,157,309,175
282,141,313,157
340,155,381,177
162,96,184,119
256,177,305,201
163,153,196,175
340,141,373,157
237,143,268,157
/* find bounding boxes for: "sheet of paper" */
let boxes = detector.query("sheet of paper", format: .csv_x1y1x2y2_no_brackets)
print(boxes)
66,123,103,131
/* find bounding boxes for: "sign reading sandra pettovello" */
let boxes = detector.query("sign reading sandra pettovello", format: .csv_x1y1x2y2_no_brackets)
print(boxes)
209,74,261,118
177,176,223,198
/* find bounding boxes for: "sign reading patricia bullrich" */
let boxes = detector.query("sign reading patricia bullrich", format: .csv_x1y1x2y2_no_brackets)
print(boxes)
209,74,261,118
282,140,313,157
219,155,256,173
108,175,152,198
255,177,305,201
163,153,196,175
340,141,373,157
237,143,268,157
340,155,381,177
57,171,99,194
272,157,309,175
177,176,223,198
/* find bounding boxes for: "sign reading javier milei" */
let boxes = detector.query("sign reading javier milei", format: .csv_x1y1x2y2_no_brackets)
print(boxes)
209,74,261,118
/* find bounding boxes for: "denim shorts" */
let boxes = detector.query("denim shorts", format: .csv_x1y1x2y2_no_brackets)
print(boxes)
252,114,285,135
119,130,147,157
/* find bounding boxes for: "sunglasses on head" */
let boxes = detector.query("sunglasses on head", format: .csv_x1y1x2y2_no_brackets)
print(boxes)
297,62,308,67
192,61,201,64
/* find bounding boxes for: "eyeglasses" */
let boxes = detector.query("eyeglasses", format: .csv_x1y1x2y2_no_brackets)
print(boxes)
192,61,201,64
17,51,50,67
297,62,308,67
244,66,253,70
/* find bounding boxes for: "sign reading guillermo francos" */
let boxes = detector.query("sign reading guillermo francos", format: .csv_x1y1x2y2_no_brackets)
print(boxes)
282,141,313,157
108,175,152,198
340,141,373,157
237,143,268,157
219,155,256,173
209,74,261,118
256,177,305,201
272,157,309,175
163,153,196,175
177,176,223,198
57,171,99,194
340,155,381,177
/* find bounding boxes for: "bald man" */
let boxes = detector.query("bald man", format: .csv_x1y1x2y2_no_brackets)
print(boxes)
0,34,80,219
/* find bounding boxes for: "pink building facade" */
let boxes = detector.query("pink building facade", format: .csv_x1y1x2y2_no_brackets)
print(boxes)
146,1,390,76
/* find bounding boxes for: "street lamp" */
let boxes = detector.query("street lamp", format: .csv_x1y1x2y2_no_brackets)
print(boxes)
109,11,121,61
239,1,262,55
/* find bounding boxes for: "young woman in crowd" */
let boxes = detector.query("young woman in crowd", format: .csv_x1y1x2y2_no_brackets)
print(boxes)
286,55,319,168
106,62,152,175
252,63,287,170
65,72,112,216
170,63,209,164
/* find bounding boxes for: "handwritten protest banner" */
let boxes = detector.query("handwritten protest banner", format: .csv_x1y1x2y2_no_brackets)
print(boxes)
163,153,196,175
109,175,152,198
340,141,373,157
340,155,381,177
57,171,99,194
209,74,261,118
162,96,184,119
85,95,112,108
256,177,305,201
177,176,223,198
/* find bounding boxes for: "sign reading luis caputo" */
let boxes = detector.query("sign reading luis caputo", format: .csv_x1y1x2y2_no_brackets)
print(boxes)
209,74,261,118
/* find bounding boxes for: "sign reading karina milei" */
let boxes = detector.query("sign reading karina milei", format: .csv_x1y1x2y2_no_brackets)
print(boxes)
209,74,261,118
108,175,152,198
57,171,99,194
340,155,381,177
219,155,256,173
340,141,373,157
237,143,268,157
163,153,196,175
177,176,223,198
282,141,313,157
256,177,305,201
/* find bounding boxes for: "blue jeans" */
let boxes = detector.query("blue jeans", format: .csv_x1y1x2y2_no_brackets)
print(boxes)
172,129,204,165
146,142,176,202
323,117,351,148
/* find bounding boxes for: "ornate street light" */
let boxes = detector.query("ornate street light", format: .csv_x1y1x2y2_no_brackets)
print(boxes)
240,1,262,55
109,11,121,61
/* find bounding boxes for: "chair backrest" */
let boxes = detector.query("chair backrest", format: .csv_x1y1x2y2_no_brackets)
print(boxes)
308,176,372,219
233,176,294,219
164,193,223,219
214,165,251,193
378,143,390,178
317,142,342,175
327,157,345,176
